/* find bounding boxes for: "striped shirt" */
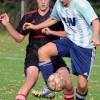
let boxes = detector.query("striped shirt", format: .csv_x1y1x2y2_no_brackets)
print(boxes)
50,0,98,48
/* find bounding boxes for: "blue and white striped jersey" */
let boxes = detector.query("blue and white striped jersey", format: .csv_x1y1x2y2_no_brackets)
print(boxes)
50,0,98,48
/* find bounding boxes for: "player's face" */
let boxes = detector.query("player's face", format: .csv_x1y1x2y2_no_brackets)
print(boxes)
37,0,50,11
59,0,69,6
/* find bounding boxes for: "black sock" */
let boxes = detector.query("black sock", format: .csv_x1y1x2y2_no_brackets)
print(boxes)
76,89,88,100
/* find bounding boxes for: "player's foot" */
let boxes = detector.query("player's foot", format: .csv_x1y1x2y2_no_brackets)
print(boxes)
31,86,55,99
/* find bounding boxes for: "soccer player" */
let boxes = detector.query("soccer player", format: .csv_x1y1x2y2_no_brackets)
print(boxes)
23,0,100,100
0,0,73,100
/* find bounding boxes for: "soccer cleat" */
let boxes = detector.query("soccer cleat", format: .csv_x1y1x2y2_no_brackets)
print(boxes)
31,86,55,99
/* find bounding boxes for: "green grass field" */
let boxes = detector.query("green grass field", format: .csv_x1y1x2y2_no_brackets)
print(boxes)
0,32,100,100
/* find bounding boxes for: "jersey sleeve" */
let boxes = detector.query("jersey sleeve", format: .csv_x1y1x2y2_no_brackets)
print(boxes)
76,0,98,25
16,15,29,36
50,0,61,21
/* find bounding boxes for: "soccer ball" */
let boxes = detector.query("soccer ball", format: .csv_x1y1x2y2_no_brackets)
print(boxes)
48,73,66,91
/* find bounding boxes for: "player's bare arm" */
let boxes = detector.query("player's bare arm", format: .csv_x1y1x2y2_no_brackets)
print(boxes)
23,18,58,30
91,19,100,46
0,13,24,43
42,27,68,37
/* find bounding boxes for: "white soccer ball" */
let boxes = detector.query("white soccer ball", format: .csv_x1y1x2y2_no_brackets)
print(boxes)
48,73,66,91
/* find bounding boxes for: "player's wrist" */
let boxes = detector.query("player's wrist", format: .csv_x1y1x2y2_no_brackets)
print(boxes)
34,25,39,30
4,22,10,27
50,30,55,35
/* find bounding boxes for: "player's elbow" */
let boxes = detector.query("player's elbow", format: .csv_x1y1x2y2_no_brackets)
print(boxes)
15,36,24,43
15,38,23,43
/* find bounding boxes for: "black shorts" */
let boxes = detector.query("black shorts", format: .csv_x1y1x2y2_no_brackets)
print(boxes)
24,38,68,73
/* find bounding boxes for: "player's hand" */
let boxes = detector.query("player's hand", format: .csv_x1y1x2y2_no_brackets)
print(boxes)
23,22,36,30
42,28,54,35
91,36,100,46
0,13,9,26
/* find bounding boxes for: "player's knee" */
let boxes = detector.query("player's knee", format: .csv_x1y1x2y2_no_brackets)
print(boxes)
77,81,87,92
77,75,88,92
26,67,39,84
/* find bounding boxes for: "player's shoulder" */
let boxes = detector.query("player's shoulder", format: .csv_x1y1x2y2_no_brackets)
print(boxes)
74,0,89,7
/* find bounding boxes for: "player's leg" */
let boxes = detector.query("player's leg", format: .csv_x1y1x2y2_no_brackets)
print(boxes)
37,42,61,98
38,42,58,85
56,67,74,100
70,45,96,100
76,75,88,100
15,49,40,100
52,57,74,100
38,43,63,98
16,66,39,100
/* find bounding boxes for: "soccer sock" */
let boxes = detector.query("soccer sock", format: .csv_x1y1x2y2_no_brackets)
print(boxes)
63,92,74,100
75,89,88,100
39,60,54,86
16,94,26,100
